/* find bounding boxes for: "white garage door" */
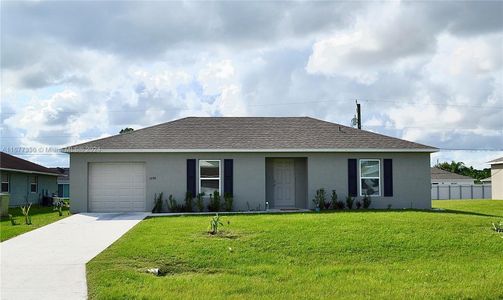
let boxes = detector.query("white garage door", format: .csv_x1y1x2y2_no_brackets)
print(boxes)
88,163,146,212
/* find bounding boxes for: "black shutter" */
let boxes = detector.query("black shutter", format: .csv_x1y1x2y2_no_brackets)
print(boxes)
224,159,233,196
187,159,196,197
383,159,393,197
348,159,357,197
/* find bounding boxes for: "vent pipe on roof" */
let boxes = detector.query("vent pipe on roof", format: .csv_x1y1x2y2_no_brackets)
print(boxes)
356,101,361,130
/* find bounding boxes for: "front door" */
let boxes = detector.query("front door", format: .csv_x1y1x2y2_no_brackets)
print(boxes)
273,159,295,207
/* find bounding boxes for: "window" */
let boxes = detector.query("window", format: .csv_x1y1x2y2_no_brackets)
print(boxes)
30,176,38,193
199,160,221,196
1,174,9,193
58,184,70,198
360,159,380,196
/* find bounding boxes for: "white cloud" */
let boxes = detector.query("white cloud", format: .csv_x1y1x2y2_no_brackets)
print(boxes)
1,1,502,168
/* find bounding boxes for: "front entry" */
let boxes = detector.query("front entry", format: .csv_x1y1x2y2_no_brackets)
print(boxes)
273,159,295,207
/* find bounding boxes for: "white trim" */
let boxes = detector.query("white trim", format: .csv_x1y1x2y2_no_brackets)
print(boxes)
63,148,438,153
198,159,221,197
359,159,381,197
489,160,503,165
0,167,59,177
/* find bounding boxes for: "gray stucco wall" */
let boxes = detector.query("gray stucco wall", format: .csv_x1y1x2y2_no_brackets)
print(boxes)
69,151,431,213
1,171,58,206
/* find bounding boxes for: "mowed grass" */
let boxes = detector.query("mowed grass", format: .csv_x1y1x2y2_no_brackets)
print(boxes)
88,200,503,299
0,205,70,242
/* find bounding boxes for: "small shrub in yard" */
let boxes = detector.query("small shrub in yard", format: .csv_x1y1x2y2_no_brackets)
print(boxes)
196,192,205,212
152,193,163,213
345,196,354,210
330,190,338,209
9,214,18,226
184,192,194,212
208,213,224,235
224,192,233,212
312,188,327,210
335,201,345,209
355,200,362,209
53,199,70,216
21,203,32,225
363,193,372,209
208,191,221,212
492,220,503,233
167,195,182,213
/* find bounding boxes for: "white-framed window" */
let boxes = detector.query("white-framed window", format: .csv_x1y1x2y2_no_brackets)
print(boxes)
1,174,9,193
359,159,380,196
199,160,221,196
30,176,38,193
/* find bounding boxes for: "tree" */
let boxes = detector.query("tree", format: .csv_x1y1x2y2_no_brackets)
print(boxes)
119,127,134,134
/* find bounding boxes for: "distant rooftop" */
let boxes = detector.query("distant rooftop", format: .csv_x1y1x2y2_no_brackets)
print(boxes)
431,167,473,180
0,152,59,176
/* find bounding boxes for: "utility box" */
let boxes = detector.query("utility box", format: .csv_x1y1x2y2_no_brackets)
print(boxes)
0,193,10,217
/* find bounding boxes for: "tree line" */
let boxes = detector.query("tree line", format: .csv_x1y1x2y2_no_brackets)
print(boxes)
435,161,491,183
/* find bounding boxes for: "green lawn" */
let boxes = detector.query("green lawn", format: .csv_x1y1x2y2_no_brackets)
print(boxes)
88,200,503,299
0,205,70,242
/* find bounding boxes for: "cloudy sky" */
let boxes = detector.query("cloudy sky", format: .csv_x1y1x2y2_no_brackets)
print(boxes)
1,1,502,168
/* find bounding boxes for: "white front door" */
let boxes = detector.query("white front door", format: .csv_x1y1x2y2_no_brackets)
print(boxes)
88,162,146,212
273,159,295,207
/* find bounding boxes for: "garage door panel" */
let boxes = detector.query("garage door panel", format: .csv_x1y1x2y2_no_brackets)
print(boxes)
88,163,146,212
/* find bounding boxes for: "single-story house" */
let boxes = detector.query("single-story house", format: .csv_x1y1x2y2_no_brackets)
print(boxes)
49,167,70,199
488,156,503,199
63,117,438,213
431,167,475,185
0,152,59,206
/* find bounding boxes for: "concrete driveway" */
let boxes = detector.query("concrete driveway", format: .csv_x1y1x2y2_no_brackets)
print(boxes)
0,213,147,300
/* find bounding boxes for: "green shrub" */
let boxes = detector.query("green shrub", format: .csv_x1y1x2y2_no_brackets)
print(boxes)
224,192,233,212
167,195,178,212
363,193,372,209
492,220,503,233
345,196,354,210
196,192,205,212
53,198,70,216
9,214,18,226
208,191,221,212
330,190,338,209
312,188,326,210
335,201,345,209
184,192,194,212
208,213,224,235
152,192,163,213
355,200,362,209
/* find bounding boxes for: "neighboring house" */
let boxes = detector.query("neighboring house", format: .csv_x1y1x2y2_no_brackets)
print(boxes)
431,167,475,185
488,156,503,200
63,117,437,213
0,152,59,206
49,167,70,199
480,177,491,184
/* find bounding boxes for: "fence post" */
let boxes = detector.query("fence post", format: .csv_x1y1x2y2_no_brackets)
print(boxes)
471,185,473,199
437,185,440,200
482,185,485,199
448,185,451,200
460,185,462,199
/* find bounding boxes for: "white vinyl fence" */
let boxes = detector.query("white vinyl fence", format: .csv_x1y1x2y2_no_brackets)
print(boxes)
431,184,492,200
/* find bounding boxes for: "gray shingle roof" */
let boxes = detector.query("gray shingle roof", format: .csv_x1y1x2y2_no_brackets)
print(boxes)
63,117,437,152
430,167,474,180
488,156,503,165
